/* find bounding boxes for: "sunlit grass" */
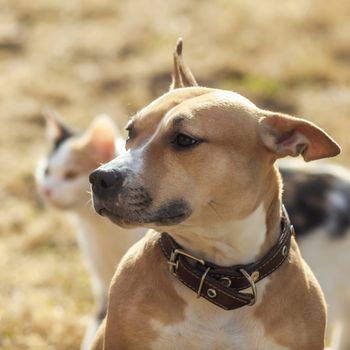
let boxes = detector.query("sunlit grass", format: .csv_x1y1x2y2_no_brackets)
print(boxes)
0,0,349,348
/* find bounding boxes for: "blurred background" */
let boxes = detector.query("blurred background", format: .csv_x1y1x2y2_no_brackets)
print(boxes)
0,0,349,349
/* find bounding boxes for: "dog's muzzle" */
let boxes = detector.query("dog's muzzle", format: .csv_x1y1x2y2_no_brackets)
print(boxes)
89,167,191,226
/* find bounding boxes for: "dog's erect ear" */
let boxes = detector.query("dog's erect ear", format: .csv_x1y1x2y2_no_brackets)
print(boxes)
259,112,341,161
42,107,74,147
81,114,117,163
170,38,198,90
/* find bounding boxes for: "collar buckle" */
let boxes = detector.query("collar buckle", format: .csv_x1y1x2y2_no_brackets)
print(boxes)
239,268,258,306
168,248,205,274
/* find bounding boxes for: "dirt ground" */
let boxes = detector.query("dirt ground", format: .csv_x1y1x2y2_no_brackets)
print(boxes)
0,0,349,349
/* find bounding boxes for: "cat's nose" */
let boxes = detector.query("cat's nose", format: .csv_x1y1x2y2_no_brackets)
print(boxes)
89,169,124,195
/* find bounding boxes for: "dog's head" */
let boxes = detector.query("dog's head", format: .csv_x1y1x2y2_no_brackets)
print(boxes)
89,41,340,230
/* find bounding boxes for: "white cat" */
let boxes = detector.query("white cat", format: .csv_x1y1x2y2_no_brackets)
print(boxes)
36,110,145,350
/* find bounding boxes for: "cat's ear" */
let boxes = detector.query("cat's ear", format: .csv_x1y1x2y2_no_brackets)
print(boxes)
82,114,117,163
42,107,73,147
259,112,341,161
170,38,198,90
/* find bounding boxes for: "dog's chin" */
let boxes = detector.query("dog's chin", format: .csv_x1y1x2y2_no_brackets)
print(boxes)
95,199,192,228
98,208,140,228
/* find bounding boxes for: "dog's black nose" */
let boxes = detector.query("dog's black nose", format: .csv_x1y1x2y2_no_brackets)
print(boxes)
89,169,124,195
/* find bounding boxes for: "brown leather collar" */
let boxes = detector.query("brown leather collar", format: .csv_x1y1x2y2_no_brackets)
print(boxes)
158,206,294,310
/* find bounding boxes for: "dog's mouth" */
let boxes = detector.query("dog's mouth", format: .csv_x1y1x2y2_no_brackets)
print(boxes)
97,207,131,226
93,198,192,227
97,207,113,217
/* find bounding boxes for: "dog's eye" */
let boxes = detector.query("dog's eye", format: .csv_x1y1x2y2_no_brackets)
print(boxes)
64,170,78,180
125,126,133,142
172,133,199,148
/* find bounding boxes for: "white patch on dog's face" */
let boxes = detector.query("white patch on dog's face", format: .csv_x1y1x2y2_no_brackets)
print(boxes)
36,141,90,210
117,147,145,186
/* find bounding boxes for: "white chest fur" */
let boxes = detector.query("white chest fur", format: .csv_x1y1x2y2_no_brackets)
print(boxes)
148,204,288,349
150,278,288,350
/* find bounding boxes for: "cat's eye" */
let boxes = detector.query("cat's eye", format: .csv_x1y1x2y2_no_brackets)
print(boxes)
172,133,200,149
44,166,50,176
64,170,78,180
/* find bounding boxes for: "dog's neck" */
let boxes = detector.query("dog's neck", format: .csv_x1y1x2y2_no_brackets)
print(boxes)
166,180,282,267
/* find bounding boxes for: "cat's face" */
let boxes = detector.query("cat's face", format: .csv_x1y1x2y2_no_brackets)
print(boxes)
36,111,119,211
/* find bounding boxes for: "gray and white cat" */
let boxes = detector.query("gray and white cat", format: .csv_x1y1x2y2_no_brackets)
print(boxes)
36,110,145,350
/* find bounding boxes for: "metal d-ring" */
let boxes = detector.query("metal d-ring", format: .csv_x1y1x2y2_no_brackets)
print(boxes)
239,268,258,306
197,267,211,298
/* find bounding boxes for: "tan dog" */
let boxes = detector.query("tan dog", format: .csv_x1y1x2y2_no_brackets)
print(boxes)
89,41,340,350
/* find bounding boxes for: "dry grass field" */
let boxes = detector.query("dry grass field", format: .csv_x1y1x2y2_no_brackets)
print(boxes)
0,0,349,349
